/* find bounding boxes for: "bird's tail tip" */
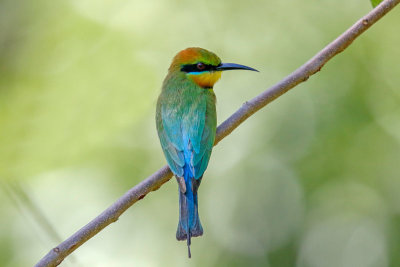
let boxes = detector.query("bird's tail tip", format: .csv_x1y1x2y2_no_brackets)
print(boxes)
176,221,203,240
177,222,203,258
187,232,192,258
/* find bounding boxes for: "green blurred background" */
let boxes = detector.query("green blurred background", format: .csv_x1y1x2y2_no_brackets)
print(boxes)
1,0,400,266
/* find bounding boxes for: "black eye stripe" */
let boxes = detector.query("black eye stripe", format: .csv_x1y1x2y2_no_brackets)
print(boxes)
181,63,219,73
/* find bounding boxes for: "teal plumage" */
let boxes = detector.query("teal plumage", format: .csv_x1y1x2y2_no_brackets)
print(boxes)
157,76,216,178
156,47,257,257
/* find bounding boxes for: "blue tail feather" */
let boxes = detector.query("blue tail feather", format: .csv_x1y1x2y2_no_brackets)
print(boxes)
176,165,203,258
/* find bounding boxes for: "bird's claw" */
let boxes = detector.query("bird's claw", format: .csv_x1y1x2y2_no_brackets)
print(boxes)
176,176,186,193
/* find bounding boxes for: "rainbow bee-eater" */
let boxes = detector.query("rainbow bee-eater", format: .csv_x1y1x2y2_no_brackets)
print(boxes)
156,47,257,257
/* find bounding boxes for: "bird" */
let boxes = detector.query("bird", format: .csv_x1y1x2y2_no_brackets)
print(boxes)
156,47,258,258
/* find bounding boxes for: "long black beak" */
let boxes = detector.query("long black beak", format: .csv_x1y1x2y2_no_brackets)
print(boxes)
216,63,259,72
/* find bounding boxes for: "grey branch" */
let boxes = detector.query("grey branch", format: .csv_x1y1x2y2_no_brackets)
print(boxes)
35,0,400,266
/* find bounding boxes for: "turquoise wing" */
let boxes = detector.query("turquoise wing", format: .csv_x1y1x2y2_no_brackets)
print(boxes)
156,98,185,177
191,94,216,179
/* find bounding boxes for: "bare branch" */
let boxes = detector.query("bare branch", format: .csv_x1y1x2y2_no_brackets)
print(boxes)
35,0,400,266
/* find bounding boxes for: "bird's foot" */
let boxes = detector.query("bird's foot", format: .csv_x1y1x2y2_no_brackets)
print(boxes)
176,176,186,193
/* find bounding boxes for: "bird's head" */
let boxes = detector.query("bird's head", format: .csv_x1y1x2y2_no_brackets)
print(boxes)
169,47,258,89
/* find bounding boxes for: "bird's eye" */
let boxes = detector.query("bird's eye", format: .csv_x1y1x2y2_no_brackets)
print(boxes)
196,62,206,71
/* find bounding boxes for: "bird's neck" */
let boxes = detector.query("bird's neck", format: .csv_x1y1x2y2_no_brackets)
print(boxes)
164,70,221,90
187,71,221,89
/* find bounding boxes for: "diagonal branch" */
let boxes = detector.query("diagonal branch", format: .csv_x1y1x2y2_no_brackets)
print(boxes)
35,0,400,266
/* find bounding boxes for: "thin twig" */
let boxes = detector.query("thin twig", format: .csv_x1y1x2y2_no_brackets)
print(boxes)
6,182,64,244
2,182,81,266
35,0,400,266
